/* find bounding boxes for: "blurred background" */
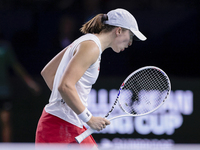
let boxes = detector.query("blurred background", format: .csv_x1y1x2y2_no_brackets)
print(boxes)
0,0,199,148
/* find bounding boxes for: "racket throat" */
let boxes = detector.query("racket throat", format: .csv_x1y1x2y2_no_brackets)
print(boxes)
104,96,120,118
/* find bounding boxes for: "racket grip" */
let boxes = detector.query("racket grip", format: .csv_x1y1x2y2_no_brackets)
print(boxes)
75,128,96,144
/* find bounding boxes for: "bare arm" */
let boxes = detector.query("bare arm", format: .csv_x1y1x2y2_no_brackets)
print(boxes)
58,41,110,131
41,46,68,90
58,41,98,114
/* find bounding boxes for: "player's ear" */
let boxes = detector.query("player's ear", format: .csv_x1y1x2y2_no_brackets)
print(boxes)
115,27,122,36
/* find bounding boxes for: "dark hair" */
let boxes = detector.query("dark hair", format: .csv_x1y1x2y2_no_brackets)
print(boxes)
80,14,116,34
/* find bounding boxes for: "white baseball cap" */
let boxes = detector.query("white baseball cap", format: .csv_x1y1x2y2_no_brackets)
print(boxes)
104,8,147,41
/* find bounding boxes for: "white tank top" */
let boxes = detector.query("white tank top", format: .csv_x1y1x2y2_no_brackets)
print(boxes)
45,34,102,128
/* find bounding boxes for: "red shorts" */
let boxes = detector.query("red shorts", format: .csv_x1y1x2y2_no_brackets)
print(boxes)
35,109,97,147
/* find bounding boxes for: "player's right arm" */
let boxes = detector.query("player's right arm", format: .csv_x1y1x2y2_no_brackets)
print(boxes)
58,41,110,131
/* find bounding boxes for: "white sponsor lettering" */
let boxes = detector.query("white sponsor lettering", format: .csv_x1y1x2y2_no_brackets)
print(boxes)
87,89,193,135
100,138,174,149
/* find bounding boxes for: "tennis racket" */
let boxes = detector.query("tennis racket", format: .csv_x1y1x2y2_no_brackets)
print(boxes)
75,66,171,144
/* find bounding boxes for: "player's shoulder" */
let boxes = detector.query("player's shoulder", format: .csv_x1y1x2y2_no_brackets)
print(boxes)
81,40,98,48
75,40,100,63
78,40,100,55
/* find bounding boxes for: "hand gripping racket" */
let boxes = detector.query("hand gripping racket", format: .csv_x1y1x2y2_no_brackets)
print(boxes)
75,66,171,143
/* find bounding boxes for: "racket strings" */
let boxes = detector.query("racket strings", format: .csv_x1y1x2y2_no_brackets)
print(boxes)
119,68,170,115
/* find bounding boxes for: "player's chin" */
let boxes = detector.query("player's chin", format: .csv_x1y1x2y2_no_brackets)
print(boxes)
113,47,124,53
113,49,120,53
119,49,125,53
117,48,124,53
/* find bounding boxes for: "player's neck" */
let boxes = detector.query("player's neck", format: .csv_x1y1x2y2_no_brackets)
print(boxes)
94,32,114,52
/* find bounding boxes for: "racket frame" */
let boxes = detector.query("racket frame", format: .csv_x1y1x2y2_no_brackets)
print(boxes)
117,66,171,117
75,66,171,144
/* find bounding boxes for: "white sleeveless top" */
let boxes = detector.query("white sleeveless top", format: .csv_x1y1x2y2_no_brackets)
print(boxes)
45,34,102,128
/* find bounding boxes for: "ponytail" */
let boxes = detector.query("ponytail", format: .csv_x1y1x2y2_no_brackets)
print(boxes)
80,14,115,34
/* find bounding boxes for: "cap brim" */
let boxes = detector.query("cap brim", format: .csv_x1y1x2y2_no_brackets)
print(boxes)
131,30,147,41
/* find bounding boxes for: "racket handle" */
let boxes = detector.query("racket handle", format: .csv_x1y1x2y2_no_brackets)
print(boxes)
75,128,95,144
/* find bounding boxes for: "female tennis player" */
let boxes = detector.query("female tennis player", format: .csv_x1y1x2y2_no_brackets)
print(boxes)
35,8,146,148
